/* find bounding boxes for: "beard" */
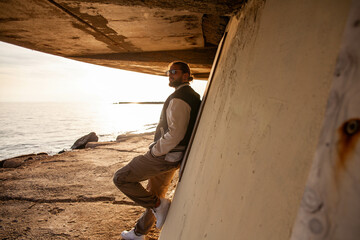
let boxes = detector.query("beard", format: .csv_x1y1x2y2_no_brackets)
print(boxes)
169,78,183,87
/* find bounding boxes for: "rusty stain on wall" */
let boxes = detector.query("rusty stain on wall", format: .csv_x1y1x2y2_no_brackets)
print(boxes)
335,118,360,182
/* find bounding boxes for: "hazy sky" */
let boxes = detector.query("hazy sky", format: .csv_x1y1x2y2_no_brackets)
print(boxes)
0,41,207,103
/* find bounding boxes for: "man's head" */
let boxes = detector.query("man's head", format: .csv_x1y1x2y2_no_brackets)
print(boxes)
166,61,194,88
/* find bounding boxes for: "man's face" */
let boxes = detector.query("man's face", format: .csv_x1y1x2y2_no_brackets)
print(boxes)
168,64,188,88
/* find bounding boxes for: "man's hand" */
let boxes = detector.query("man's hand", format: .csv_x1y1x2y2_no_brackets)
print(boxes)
149,142,157,157
149,141,156,149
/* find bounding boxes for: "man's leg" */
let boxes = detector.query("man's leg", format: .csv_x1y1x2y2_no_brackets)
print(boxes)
113,151,179,207
134,169,177,235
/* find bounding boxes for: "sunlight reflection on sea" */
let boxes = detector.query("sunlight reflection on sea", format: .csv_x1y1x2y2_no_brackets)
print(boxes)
0,102,162,160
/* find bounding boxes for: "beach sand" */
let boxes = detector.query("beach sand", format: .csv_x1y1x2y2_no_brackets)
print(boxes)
0,132,178,240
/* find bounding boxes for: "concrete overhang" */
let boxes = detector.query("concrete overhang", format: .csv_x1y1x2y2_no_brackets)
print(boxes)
0,0,243,79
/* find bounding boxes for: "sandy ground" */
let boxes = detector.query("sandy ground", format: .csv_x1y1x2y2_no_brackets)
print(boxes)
0,132,178,240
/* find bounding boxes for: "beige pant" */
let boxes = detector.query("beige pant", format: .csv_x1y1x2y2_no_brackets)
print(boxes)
113,151,179,235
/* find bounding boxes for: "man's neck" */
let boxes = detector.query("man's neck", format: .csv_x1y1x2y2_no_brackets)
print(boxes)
175,83,190,90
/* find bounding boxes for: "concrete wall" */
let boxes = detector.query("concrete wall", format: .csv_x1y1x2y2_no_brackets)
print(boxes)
291,1,360,238
161,0,351,239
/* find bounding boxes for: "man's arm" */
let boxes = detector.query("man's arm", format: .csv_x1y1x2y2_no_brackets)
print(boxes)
151,98,191,156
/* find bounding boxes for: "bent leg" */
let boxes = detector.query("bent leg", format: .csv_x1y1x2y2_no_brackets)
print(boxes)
134,169,177,235
113,151,178,208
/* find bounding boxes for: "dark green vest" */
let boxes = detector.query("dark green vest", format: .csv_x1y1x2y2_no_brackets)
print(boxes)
154,85,201,151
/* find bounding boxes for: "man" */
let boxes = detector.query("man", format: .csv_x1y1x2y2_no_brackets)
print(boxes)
113,61,201,240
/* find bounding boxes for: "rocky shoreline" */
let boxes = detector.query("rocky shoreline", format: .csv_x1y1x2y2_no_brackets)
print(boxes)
0,132,178,240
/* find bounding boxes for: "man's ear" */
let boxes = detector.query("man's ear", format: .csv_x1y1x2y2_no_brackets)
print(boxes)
182,72,190,82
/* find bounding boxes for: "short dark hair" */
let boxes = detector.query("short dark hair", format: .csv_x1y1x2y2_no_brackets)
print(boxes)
169,61,194,81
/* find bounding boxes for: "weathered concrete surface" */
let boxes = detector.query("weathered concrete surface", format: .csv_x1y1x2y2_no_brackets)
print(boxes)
0,0,242,79
161,0,351,239
291,1,360,239
0,132,178,240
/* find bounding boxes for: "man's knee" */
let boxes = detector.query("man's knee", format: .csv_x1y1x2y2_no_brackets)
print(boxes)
113,167,129,189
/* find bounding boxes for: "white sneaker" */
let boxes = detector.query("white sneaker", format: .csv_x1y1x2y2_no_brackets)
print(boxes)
152,198,171,229
121,228,145,240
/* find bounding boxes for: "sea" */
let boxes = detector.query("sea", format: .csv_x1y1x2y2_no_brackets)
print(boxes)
0,102,163,161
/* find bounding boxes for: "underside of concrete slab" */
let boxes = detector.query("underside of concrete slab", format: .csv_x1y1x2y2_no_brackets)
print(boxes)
0,0,243,79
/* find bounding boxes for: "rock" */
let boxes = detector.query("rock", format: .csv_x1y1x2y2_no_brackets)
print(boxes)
12,153,37,159
116,135,125,142
116,131,155,142
85,142,114,149
71,132,98,150
37,152,48,156
3,158,26,168
1,153,49,168
58,149,66,154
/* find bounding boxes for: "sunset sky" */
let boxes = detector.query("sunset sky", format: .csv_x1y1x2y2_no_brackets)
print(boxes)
0,41,207,103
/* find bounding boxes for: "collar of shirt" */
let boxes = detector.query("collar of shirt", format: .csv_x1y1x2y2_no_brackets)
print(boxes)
175,83,190,91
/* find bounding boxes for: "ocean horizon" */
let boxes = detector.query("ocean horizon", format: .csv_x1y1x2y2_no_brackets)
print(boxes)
0,102,162,161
